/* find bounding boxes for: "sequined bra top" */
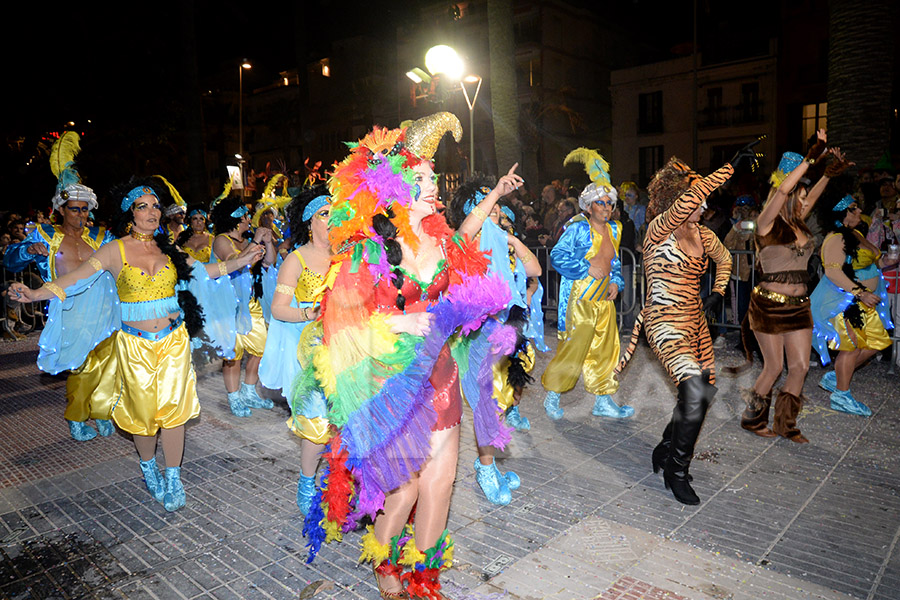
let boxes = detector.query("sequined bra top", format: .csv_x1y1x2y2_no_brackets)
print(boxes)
183,234,213,263
116,240,180,321
755,216,815,284
292,249,326,303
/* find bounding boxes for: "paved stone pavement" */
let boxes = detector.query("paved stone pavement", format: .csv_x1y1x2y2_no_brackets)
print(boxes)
1,330,898,600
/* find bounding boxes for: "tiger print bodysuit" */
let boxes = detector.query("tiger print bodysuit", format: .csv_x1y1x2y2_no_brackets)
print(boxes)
618,164,733,385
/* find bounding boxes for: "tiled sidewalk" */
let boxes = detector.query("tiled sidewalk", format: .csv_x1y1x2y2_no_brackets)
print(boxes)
0,333,898,599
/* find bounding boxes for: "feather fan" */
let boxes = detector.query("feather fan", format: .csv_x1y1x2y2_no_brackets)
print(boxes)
261,173,285,198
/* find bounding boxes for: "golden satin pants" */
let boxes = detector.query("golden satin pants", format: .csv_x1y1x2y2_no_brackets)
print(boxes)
829,304,892,352
65,334,118,422
542,294,619,396
112,324,200,436
287,415,331,444
234,298,267,360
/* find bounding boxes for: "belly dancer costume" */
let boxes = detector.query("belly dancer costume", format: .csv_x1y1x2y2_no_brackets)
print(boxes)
299,116,515,599
741,213,815,438
617,159,733,505
2,132,117,441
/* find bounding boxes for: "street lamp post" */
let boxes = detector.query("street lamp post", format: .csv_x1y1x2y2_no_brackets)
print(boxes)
239,59,251,195
461,75,482,176
411,45,481,176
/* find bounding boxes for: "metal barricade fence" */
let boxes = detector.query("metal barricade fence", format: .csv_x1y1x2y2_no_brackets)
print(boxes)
530,244,899,373
1,262,47,336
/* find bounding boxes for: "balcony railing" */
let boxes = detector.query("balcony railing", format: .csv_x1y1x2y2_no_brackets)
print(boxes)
699,102,765,128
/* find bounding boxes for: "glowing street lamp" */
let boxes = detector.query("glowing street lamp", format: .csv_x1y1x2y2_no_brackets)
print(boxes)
461,75,483,176
239,59,251,194
425,45,464,80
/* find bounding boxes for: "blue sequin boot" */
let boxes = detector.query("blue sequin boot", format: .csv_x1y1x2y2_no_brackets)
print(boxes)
139,457,165,502
227,390,251,417
830,389,872,417
163,467,186,512
240,382,273,409
474,458,511,505
543,391,564,420
592,395,634,418
504,470,521,491
67,420,97,441
297,474,316,516
95,419,114,437
818,371,837,393
505,406,531,431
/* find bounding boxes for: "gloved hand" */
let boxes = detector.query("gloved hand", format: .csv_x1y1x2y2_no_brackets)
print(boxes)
730,136,765,173
824,147,854,178
703,292,723,315
805,128,827,163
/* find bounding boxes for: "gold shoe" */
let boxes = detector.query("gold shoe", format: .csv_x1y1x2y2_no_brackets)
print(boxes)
373,563,409,600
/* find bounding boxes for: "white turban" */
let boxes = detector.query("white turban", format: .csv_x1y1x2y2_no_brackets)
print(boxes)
52,183,98,211
578,182,618,212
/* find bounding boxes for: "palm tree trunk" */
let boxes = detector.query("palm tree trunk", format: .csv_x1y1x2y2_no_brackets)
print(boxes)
827,0,894,167
487,0,522,175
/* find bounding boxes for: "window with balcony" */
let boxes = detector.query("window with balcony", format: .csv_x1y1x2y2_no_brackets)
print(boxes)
704,87,724,127
638,92,663,134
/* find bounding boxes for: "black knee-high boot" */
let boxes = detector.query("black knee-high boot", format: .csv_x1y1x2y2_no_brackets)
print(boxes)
664,374,715,505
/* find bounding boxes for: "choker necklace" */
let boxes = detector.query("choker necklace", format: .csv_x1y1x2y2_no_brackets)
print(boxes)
131,230,155,242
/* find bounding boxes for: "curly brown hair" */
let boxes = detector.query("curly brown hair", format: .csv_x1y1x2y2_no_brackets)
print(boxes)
646,157,700,222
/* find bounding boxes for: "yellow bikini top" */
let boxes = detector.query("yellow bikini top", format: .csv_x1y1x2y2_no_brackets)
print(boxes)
184,234,213,263
293,249,326,303
116,240,178,303
852,245,881,270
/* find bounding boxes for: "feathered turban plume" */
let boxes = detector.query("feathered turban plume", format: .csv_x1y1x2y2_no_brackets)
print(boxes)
252,174,292,228
50,132,98,211
563,148,616,211
327,112,463,260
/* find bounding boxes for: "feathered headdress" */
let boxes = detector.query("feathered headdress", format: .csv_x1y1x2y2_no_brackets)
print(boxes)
154,175,186,208
563,147,616,211
210,179,233,211
49,132,97,210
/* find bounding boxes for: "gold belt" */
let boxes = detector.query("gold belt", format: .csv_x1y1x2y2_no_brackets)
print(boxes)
752,286,809,305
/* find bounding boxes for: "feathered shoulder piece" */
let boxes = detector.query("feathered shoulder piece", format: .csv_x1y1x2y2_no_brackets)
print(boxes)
564,147,611,189
327,126,422,259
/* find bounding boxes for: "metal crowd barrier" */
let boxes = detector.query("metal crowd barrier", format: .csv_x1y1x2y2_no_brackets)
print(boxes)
531,244,900,374
0,262,47,336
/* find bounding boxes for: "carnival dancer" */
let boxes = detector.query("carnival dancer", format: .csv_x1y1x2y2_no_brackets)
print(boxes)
257,185,332,515
448,174,542,506
740,131,848,442
811,194,896,416
300,113,515,600
3,132,117,441
176,206,214,263
542,148,633,421
8,177,265,511
616,145,758,505
210,197,277,417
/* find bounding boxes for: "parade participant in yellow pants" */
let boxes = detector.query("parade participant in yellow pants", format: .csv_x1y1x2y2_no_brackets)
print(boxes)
542,148,633,420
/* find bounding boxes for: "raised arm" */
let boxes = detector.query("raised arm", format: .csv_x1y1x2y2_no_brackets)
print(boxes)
758,130,827,234
646,163,734,244
457,163,523,240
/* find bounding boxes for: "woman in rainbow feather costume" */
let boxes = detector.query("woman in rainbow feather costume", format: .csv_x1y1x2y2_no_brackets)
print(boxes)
297,113,516,599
